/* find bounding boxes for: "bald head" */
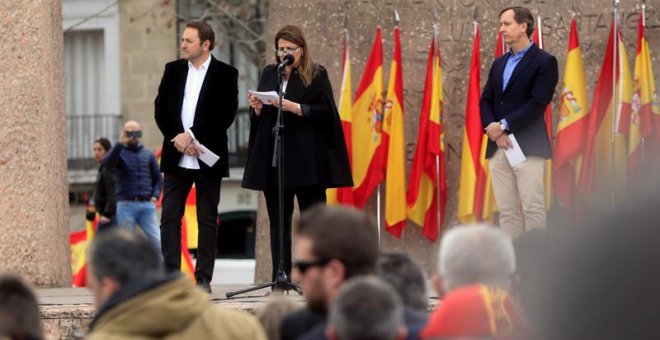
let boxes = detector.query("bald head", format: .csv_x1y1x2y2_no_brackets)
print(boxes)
122,120,142,146
124,120,141,131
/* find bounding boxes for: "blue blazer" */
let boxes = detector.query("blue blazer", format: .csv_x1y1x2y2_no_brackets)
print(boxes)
480,43,558,159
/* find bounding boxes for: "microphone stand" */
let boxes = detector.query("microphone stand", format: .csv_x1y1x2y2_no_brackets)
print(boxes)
226,63,300,298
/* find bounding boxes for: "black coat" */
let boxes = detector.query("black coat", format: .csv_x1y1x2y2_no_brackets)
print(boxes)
480,43,559,159
242,64,353,190
154,56,238,179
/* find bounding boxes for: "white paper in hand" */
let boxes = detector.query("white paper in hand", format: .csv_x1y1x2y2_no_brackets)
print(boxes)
248,90,279,105
195,141,220,167
503,134,526,166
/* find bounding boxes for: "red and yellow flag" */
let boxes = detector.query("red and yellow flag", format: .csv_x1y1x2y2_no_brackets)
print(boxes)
70,205,97,287
407,27,446,242
382,26,406,237
458,23,488,224
578,22,632,201
631,10,660,178
552,16,588,211
532,16,553,210
327,30,355,206
352,27,384,208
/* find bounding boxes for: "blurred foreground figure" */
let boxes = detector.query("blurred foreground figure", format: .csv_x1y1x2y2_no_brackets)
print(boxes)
85,229,266,340
0,274,43,340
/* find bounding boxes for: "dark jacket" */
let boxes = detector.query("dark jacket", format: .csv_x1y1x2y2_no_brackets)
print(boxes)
242,64,353,190
480,43,559,159
103,143,162,201
154,56,238,179
93,164,116,219
281,308,324,340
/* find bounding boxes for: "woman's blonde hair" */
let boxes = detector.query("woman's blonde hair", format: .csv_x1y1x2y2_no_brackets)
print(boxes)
274,25,317,87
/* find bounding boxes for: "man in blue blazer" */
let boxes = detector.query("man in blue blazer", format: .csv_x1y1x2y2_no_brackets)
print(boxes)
480,6,559,238
155,21,238,293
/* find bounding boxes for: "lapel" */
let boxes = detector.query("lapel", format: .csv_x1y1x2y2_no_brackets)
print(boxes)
494,55,508,97
284,69,304,102
193,56,216,126
502,43,538,95
175,61,189,118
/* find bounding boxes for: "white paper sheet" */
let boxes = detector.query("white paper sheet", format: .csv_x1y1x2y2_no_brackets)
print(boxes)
504,134,526,166
248,90,279,105
195,141,220,167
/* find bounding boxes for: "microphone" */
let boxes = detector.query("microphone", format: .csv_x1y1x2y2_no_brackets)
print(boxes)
278,54,295,68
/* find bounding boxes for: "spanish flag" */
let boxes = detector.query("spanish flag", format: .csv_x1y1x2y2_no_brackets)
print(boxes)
552,16,588,211
631,10,660,180
578,22,632,202
352,27,385,208
383,25,406,237
458,23,488,224
70,206,97,287
407,26,445,242
327,29,354,206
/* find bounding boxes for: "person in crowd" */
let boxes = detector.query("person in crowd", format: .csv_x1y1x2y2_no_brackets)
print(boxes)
85,229,267,340
242,24,353,284
0,274,43,340
281,205,379,340
420,284,523,340
376,253,428,340
103,120,162,253
90,137,116,232
326,276,406,340
434,225,516,297
257,296,301,340
480,6,559,238
155,20,238,293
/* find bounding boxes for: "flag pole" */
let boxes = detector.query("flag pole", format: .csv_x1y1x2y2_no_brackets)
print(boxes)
536,15,543,49
640,1,647,180
610,0,619,207
433,23,442,240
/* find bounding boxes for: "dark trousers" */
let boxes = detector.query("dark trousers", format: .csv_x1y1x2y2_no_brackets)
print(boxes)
263,186,326,282
161,169,221,283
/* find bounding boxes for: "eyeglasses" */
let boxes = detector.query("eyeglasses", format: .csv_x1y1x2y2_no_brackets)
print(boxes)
293,258,330,274
274,46,299,57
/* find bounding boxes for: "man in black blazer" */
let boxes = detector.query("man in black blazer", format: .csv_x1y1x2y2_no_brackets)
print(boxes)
480,6,558,238
155,21,238,293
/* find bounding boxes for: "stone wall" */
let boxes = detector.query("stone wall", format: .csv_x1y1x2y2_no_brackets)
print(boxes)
254,0,660,279
0,0,69,285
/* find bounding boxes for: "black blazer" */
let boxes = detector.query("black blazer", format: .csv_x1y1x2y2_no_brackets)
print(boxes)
241,64,353,190
480,43,558,159
154,56,238,178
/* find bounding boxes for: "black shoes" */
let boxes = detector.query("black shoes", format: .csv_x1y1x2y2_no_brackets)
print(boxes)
196,278,212,294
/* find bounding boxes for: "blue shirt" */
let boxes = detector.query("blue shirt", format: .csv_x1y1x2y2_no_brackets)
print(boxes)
500,42,533,130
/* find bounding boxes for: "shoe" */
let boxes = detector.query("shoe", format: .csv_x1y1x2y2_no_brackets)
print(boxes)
196,279,212,294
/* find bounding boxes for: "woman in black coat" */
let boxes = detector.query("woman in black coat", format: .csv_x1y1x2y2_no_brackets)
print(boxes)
242,25,352,284
91,137,117,232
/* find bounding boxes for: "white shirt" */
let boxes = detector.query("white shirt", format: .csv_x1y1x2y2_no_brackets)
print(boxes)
178,55,211,169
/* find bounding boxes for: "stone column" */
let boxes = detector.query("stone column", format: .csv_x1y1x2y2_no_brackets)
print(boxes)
0,1,69,286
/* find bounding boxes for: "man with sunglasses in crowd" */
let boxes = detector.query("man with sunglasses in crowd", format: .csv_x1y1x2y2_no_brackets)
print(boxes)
280,205,379,340
103,120,162,254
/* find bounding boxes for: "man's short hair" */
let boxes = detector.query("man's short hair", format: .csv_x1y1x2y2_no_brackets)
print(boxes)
186,21,215,50
499,6,534,38
329,276,404,340
295,205,379,279
438,225,515,292
376,252,427,311
0,274,42,340
88,229,165,285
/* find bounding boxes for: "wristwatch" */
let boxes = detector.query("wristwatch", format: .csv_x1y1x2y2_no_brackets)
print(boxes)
499,122,507,131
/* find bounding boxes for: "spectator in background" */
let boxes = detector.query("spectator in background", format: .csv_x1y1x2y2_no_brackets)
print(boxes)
257,296,301,340
91,137,116,232
85,229,266,340
103,120,162,253
376,253,428,340
326,276,406,340
281,205,379,340
0,274,43,340
433,225,516,297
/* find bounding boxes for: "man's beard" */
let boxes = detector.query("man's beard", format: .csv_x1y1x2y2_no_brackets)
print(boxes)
127,140,139,148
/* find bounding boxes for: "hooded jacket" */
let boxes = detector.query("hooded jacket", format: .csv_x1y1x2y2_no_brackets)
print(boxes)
86,277,266,340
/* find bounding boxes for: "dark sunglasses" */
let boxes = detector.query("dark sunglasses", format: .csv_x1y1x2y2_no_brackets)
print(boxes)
293,258,330,274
